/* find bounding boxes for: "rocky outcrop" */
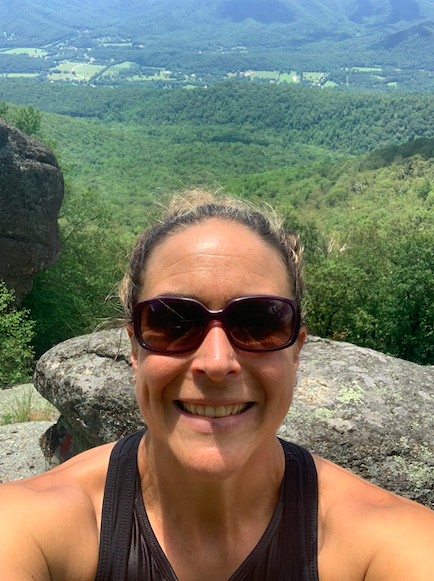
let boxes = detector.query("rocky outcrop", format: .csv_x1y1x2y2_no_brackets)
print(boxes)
0,120,64,302
34,331,434,508
34,329,143,462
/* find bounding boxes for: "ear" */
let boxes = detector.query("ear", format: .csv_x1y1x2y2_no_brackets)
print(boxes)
292,326,306,378
127,324,138,372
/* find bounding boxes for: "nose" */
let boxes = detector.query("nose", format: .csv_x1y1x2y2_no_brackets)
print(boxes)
190,322,241,381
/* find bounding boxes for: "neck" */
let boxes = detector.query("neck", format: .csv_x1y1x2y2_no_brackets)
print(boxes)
138,433,285,536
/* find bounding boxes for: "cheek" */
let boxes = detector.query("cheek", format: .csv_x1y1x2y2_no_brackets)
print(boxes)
134,353,188,408
264,353,296,401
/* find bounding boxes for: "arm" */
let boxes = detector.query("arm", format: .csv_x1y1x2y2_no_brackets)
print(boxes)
0,486,52,580
364,503,434,581
0,480,99,581
315,455,434,581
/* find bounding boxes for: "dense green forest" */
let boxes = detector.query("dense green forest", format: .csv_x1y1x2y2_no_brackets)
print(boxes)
2,79,434,384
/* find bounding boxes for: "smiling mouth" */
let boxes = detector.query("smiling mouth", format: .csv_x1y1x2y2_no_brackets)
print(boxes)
176,401,253,418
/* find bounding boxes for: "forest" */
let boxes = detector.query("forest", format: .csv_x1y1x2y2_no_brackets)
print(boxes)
2,78,434,386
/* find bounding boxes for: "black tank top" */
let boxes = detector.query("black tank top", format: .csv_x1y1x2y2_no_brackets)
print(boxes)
95,431,319,581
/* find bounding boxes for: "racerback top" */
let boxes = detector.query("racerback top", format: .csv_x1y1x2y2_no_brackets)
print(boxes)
95,431,319,581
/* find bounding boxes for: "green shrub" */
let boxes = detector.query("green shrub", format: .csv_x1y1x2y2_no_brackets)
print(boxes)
0,282,35,386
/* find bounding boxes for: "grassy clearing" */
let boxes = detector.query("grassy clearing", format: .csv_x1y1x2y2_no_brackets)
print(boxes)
105,61,139,72
252,70,278,80
278,72,299,83
0,385,59,425
101,42,133,47
352,67,382,73
48,61,105,81
0,47,48,56
0,73,39,78
304,72,323,82
323,80,338,87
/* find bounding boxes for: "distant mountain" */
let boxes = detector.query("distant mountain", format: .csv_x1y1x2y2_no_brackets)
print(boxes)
373,20,434,49
2,0,434,54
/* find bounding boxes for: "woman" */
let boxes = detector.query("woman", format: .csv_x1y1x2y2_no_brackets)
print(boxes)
0,191,433,581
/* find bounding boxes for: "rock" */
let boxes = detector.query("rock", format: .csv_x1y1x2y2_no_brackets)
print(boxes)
278,337,434,509
34,331,434,508
0,120,64,302
34,328,144,459
0,421,56,482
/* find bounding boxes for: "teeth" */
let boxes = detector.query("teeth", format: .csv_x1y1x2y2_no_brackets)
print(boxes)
180,402,248,417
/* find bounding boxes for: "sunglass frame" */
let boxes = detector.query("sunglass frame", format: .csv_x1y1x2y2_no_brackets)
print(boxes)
132,295,301,354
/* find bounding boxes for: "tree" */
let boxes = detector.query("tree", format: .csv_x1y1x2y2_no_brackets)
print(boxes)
0,282,35,386
12,104,42,137
23,184,133,356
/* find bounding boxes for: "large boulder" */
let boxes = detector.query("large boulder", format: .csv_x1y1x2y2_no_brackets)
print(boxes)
34,331,434,508
0,120,64,302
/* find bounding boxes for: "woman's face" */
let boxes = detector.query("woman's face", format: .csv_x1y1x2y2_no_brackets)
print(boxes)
129,219,305,480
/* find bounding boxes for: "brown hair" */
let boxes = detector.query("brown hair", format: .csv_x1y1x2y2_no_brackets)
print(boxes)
120,189,304,323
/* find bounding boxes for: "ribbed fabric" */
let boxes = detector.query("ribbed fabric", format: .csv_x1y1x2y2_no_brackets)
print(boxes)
95,431,319,581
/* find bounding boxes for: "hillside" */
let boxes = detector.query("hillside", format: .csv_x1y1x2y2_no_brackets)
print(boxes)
2,80,434,364
2,0,434,63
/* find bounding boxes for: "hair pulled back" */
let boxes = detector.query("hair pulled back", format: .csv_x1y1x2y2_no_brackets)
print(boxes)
120,189,304,323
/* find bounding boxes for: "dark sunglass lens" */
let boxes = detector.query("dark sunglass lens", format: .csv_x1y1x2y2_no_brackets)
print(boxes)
140,300,204,351
228,299,294,350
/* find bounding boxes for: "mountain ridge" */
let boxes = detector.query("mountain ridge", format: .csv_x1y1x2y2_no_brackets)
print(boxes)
2,0,434,48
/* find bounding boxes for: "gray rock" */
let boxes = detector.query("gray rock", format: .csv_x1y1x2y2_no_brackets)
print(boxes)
278,337,434,509
0,421,55,482
0,120,64,302
34,331,434,508
34,328,144,458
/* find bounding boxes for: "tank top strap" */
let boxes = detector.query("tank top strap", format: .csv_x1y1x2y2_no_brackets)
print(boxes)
95,430,145,581
279,439,319,581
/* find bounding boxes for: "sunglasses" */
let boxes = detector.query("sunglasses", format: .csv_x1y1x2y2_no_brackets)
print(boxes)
132,295,300,354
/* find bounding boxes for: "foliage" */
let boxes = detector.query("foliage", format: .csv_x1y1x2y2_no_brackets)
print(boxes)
23,184,134,356
12,104,42,136
0,282,35,386
2,80,434,365
0,100,42,136
0,385,58,425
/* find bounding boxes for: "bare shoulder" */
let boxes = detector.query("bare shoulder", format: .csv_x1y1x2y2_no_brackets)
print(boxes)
314,455,434,581
0,442,115,581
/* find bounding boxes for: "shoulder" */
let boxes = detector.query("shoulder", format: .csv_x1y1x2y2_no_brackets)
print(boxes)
0,442,115,581
314,455,434,581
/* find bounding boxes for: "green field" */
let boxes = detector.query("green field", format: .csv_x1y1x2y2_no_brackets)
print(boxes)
252,70,279,80
351,67,383,73
304,72,323,82
102,64,172,81
0,73,39,78
250,71,302,84
279,72,300,83
48,61,105,81
101,43,133,47
105,61,139,71
0,47,48,56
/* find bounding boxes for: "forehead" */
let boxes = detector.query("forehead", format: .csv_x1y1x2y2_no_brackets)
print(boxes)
141,219,290,304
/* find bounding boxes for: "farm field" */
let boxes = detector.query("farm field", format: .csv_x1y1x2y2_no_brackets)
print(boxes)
279,72,299,83
0,73,39,78
351,67,382,73
102,62,175,81
0,47,48,56
248,71,303,83
303,72,323,82
47,61,105,81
